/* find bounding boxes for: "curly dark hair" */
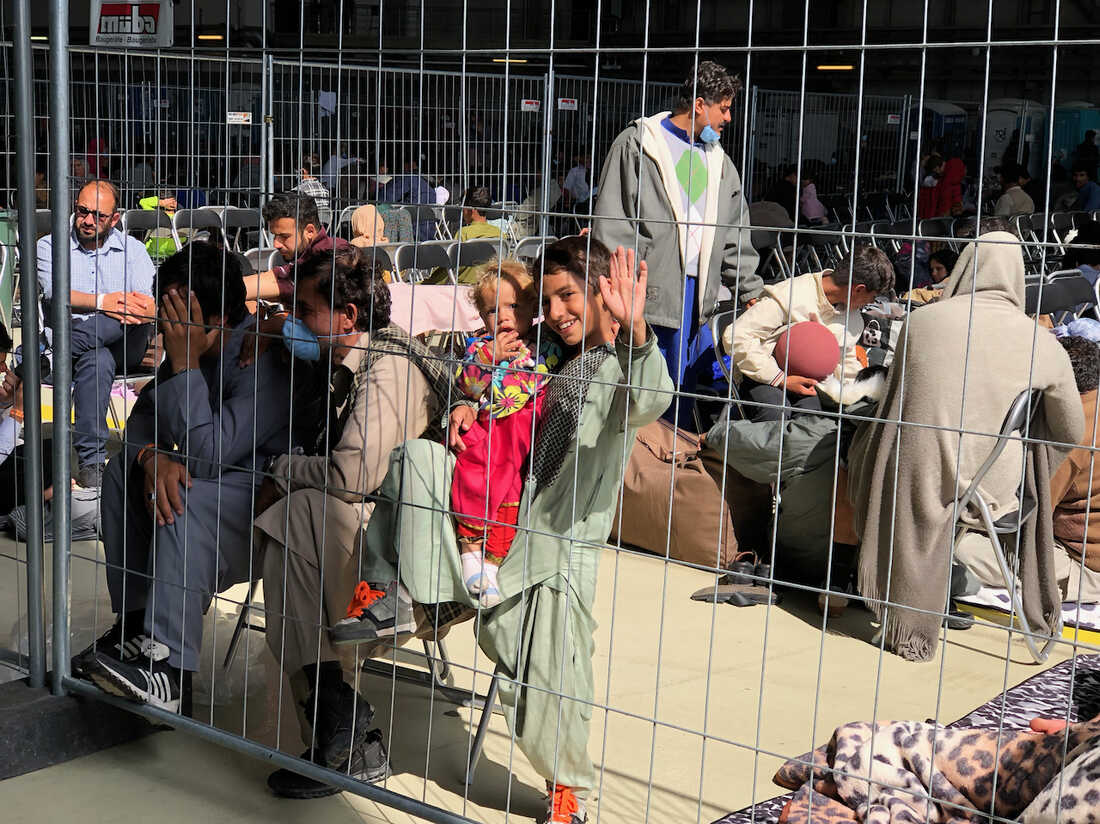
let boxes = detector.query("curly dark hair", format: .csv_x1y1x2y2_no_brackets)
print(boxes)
533,235,611,293
463,185,492,212
262,193,321,230
296,246,391,331
157,240,248,326
673,61,741,115
1061,336,1100,394
832,245,895,295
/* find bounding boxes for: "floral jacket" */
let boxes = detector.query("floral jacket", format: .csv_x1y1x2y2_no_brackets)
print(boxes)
455,332,562,418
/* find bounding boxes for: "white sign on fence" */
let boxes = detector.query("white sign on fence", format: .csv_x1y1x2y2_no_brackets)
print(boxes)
558,98,578,111
886,113,901,125
521,99,541,113
89,1,174,48
226,111,253,125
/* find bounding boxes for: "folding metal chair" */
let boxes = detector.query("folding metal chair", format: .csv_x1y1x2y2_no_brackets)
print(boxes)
708,309,747,421
221,583,501,785
331,204,358,240
863,192,891,221
950,389,1061,662
449,239,500,273
171,207,224,249
221,207,264,252
919,217,956,251
395,241,452,283
34,208,52,239
513,235,557,261
1024,273,1098,323
355,245,394,274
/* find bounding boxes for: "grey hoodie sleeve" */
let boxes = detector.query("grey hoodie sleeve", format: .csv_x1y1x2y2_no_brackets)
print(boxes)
722,163,763,305
592,132,649,255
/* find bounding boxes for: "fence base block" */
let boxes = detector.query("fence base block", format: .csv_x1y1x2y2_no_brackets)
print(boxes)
0,676,159,780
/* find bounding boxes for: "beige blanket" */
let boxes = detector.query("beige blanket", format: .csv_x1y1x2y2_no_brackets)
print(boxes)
848,231,1083,660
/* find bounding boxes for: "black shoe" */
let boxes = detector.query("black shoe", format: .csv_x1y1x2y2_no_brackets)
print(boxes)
944,607,975,631
267,730,390,799
86,638,182,712
305,680,377,768
71,618,147,681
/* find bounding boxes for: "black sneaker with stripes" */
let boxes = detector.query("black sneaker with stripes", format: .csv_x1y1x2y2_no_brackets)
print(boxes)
71,613,147,681
87,638,182,713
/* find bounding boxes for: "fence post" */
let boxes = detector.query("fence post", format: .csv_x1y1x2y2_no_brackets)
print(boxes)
539,70,554,238
48,0,72,696
745,85,759,201
898,94,912,193
264,53,275,202
13,0,47,691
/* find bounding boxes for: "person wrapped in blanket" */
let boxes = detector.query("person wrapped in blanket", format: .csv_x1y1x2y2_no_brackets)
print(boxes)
452,260,562,607
770,712,1100,824
331,237,674,824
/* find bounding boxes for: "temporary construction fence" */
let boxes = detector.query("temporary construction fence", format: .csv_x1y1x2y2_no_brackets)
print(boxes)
0,42,927,215
11,2,1100,824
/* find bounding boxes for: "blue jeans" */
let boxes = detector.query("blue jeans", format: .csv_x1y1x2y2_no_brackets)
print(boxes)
68,315,153,468
653,276,715,430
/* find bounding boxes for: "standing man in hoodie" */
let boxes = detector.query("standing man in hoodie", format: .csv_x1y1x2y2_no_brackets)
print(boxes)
592,60,760,426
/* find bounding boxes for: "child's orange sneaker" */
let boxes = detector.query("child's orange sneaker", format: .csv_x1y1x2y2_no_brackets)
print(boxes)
545,785,587,824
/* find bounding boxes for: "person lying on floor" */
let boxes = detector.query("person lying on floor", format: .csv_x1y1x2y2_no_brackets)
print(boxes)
958,335,1100,604
253,246,458,799
79,241,293,711
726,245,893,422
333,237,673,824
848,227,1084,662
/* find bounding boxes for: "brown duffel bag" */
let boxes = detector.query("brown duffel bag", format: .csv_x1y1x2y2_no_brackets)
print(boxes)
610,418,740,569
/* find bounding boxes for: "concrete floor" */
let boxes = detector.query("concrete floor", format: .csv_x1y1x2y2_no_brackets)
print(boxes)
1,532,1094,824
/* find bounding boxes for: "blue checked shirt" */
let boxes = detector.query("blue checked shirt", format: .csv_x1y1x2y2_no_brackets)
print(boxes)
37,227,156,318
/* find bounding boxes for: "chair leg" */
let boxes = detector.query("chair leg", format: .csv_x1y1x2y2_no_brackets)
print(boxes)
465,672,500,786
222,579,260,673
974,508,1060,663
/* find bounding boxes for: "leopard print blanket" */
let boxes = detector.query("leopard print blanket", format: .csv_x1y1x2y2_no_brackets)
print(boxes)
773,720,1100,824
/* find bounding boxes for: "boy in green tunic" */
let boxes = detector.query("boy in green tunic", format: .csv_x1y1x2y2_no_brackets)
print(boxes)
336,237,674,823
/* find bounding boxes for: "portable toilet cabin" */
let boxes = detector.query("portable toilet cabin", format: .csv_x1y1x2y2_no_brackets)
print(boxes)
1052,102,1100,174
984,98,1048,179
905,100,968,184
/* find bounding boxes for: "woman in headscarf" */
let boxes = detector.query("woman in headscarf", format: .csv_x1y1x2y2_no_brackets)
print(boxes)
348,205,392,282
349,204,389,247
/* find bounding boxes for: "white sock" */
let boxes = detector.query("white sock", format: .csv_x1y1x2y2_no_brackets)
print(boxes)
481,559,500,590
461,551,485,594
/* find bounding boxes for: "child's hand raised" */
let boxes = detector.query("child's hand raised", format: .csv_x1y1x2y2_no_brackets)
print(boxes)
599,246,648,346
491,330,525,364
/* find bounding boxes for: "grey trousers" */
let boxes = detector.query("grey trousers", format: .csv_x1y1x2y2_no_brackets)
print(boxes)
100,454,260,671
69,316,153,469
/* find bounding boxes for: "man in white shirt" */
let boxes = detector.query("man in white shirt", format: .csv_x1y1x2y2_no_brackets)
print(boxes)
563,154,591,205
37,180,157,488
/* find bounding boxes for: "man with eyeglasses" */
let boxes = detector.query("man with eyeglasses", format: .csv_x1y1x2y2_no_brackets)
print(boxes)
37,179,157,489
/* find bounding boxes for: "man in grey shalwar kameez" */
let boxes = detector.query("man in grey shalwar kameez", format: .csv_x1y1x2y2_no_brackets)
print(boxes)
80,243,292,712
